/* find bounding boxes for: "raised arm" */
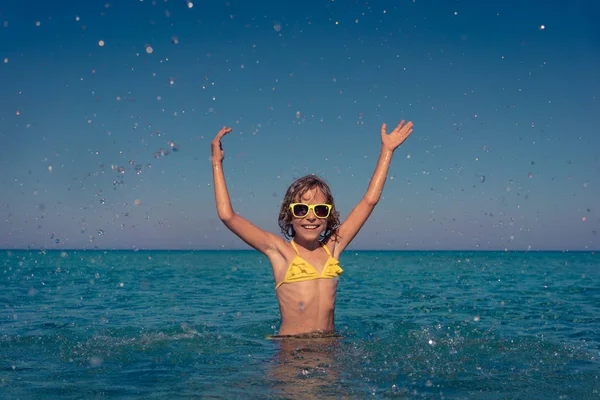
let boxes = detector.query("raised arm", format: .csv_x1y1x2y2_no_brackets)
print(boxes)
333,120,414,253
211,126,284,255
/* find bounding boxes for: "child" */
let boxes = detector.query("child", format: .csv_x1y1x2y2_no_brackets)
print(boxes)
211,121,414,336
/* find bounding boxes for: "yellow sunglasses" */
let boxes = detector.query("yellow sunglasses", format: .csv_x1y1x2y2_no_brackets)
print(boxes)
289,203,332,219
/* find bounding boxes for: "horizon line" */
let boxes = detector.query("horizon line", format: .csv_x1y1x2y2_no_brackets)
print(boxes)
0,248,597,253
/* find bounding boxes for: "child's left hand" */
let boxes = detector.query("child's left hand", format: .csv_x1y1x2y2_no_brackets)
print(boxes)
381,120,414,151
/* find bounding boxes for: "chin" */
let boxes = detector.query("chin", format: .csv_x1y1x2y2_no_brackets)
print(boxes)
294,227,325,240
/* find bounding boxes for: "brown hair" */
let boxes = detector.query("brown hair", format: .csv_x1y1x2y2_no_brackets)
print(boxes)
278,175,340,241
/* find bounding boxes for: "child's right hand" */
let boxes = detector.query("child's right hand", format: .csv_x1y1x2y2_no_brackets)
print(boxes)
211,126,232,163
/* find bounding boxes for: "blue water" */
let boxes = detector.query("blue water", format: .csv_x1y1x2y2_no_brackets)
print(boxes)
1,250,599,399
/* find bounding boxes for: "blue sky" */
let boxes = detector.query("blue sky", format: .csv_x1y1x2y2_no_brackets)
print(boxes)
1,0,598,250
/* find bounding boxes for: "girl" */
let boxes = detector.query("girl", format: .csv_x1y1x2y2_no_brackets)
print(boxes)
211,120,414,336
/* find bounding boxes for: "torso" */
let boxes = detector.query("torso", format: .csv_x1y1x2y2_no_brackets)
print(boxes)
268,240,341,336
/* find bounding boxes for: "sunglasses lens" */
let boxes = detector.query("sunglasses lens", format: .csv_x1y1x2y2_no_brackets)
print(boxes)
314,205,330,218
293,204,309,217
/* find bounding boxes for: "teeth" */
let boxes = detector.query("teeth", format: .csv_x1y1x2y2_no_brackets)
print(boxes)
303,225,318,229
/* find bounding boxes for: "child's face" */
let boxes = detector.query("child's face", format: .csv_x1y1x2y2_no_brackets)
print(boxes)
291,188,329,241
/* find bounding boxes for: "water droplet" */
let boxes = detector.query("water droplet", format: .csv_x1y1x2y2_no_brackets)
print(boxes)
89,356,103,367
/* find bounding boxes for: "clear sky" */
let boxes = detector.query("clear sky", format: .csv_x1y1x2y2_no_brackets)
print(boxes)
1,0,598,251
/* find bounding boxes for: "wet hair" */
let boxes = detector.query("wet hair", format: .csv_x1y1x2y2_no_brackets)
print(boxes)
278,175,340,241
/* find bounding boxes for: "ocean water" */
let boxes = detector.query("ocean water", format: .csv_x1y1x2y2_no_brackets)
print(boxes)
1,250,599,399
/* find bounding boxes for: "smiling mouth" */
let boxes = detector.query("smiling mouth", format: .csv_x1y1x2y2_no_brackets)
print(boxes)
302,225,320,230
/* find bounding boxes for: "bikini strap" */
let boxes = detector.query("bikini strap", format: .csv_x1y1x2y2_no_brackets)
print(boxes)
321,242,332,257
290,240,299,255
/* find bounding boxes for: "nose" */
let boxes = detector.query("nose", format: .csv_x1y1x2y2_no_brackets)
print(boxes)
305,209,317,220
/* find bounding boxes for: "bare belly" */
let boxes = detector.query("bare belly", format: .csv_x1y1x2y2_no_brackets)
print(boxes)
275,278,338,335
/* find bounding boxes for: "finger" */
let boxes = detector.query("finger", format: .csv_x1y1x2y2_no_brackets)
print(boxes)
397,122,413,135
212,126,231,146
380,123,387,140
393,120,405,132
218,126,232,138
215,126,231,140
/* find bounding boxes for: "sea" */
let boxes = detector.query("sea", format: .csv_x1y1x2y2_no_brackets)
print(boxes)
1,250,599,399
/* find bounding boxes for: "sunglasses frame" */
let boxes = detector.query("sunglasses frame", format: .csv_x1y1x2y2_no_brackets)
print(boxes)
289,203,332,219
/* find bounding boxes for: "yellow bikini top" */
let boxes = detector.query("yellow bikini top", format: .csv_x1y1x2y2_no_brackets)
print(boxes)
275,240,343,290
